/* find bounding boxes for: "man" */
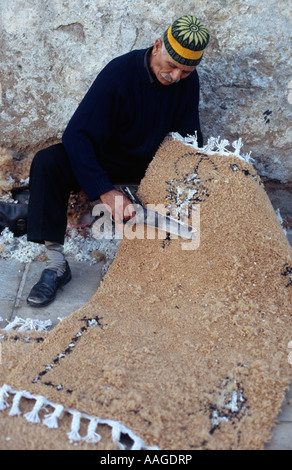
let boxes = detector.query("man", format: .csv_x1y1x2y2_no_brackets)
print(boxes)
26,15,210,307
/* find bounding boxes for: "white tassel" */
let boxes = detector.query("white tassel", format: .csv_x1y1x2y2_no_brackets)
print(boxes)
184,132,199,148
9,391,23,416
67,410,82,442
0,384,11,411
83,417,101,443
110,421,123,449
232,138,244,157
24,396,47,423
214,137,230,156
3,317,22,332
204,137,217,154
43,404,64,429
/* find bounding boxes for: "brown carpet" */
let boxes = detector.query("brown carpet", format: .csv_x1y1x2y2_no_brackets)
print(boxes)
1,136,292,450
0,331,117,449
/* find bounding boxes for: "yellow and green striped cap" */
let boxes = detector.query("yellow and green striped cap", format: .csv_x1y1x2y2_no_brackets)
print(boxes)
163,16,210,66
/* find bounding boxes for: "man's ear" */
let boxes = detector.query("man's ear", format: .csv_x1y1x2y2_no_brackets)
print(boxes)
152,38,163,56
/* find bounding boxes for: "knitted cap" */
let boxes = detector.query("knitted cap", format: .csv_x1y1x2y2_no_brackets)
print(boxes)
163,15,210,67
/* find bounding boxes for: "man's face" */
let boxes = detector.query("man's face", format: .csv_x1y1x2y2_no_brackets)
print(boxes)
149,39,196,85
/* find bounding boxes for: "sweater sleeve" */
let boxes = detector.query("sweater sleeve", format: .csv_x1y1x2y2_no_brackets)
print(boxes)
62,68,120,200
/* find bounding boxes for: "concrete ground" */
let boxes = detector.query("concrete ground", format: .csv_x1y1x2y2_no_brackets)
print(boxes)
0,257,105,330
0,234,292,450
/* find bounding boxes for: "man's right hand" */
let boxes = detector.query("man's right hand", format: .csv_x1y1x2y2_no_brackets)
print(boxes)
100,189,135,226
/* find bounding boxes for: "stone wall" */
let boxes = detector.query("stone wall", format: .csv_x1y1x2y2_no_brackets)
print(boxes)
1,0,291,187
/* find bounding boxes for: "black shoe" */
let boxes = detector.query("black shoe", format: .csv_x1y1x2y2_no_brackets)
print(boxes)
26,261,72,307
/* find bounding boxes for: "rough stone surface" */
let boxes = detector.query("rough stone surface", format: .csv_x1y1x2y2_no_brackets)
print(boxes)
0,0,291,186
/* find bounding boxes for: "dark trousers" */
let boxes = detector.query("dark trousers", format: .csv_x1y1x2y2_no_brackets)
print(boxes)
27,143,81,245
27,143,139,245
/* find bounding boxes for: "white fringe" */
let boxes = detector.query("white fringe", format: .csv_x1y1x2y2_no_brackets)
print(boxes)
67,410,82,442
84,417,101,444
170,132,254,165
276,208,287,236
3,316,52,333
9,391,24,416
24,395,48,424
0,384,10,411
0,384,158,450
43,404,65,429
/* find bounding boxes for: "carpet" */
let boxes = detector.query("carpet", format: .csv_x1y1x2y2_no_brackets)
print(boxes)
1,135,292,450
0,329,117,449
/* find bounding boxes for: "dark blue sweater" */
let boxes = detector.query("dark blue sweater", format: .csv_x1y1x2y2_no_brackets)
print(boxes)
62,48,202,200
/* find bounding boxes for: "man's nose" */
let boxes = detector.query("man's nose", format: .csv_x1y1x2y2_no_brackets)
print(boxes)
170,69,182,82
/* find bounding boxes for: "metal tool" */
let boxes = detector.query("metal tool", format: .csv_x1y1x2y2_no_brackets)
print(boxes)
121,186,196,240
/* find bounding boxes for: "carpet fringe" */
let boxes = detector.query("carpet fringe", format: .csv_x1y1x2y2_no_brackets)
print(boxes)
0,384,159,450
170,132,254,164
1,316,53,333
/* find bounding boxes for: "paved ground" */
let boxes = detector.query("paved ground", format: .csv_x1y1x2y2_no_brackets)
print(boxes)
0,256,105,330
0,232,291,450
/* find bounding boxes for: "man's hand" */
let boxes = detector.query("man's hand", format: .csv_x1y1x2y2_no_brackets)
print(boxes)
100,189,135,225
